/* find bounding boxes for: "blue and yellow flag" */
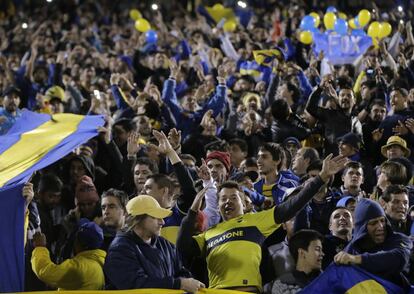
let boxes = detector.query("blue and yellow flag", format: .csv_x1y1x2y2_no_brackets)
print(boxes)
0,110,104,292
253,48,286,66
197,4,236,25
300,264,405,294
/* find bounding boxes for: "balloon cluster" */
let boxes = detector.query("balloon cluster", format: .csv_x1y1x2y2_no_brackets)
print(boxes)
211,3,238,32
129,8,158,44
298,6,392,47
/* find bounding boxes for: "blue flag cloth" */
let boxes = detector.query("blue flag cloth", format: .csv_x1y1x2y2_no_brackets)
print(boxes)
0,183,26,293
0,110,104,292
313,32,373,65
300,264,405,294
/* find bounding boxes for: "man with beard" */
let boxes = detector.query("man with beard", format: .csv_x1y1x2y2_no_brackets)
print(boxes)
0,86,22,135
306,77,361,156
362,100,387,166
322,208,353,269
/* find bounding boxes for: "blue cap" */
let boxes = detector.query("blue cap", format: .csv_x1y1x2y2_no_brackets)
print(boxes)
77,218,104,250
337,132,362,150
283,137,301,148
336,196,356,208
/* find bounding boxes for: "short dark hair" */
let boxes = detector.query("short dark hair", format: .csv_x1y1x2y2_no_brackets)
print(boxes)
342,161,363,177
229,138,248,153
381,185,409,203
369,99,386,110
271,99,290,121
113,118,134,132
38,174,63,194
306,160,323,173
244,157,257,168
259,143,284,162
180,154,196,164
289,229,324,264
102,188,128,210
218,181,241,193
135,157,159,174
390,87,409,97
147,174,173,191
302,147,319,164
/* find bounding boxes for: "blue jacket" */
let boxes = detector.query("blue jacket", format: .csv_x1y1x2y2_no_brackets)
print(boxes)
254,171,299,205
104,231,192,290
344,198,411,286
162,78,226,139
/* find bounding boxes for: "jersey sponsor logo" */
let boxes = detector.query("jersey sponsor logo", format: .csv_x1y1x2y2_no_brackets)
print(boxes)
206,226,264,255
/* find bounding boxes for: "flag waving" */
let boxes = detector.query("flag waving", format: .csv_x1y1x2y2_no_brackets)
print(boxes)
0,110,104,292
300,264,405,294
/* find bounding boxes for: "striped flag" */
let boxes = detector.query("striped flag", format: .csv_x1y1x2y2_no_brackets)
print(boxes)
0,110,104,292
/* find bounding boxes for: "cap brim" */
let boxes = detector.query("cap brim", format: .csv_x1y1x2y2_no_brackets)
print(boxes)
147,207,172,219
381,143,411,157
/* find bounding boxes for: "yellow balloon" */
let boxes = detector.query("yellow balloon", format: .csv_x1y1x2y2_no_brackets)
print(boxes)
379,22,392,39
367,21,381,38
223,20,237,32
349,18,357,29
358,9,371,27
338,12,347,20
213,3,224,11
135,18,151,32
299,31,313,44
129,9,142,21
323,12,336,30
309,12,320,27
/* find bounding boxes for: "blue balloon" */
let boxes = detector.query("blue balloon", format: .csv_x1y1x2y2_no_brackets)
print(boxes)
145,30,158,44
300,15,316,31
354,17,360,28
351,29,366,36
334,18,348,35
326,6,337,13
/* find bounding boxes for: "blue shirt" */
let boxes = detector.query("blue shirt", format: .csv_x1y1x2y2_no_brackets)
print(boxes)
0,107,22,135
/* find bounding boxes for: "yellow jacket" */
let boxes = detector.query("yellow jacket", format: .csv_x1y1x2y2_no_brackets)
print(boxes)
31,247,106,290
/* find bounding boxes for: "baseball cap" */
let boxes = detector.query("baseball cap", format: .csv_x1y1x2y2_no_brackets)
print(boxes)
126,195,172,219
77,218,104,250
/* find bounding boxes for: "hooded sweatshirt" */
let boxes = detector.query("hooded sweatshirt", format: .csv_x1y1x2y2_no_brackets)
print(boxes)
344,199,411,286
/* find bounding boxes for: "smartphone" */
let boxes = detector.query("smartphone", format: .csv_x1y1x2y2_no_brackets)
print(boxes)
93,90,102,101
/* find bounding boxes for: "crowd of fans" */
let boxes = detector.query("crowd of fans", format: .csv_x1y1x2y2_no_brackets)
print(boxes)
1,0,414,293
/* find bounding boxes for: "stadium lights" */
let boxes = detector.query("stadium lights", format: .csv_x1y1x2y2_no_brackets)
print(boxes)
237,1,247,8
151,3,158,10
22,23,28,29
397,6,403,12
46,0,52,2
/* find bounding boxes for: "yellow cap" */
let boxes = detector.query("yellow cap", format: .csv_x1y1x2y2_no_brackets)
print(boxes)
45,86,65,102
381,136,411,157
126,195,172,219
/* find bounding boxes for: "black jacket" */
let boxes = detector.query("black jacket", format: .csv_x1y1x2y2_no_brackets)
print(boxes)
104,231,192,290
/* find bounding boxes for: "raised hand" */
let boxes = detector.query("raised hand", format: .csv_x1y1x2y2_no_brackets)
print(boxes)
319,154,348,182
23,183,34,208
200,109,214,130
148,85,163,106
190,184,212,212
110,73,121,85
372,128,384,142
127,131,141,157
393,120,409,136
195,158,212,182
32,232,47,248
152,130,174,155
167,128,181,150
405,118,414,134
169,58,179,79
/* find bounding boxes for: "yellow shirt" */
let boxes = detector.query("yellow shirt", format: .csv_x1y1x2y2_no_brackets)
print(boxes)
262,184,275,198
193,207,279,290
31,247,106,290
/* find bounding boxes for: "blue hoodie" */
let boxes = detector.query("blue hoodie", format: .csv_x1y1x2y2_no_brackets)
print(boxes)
345,199,411,287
